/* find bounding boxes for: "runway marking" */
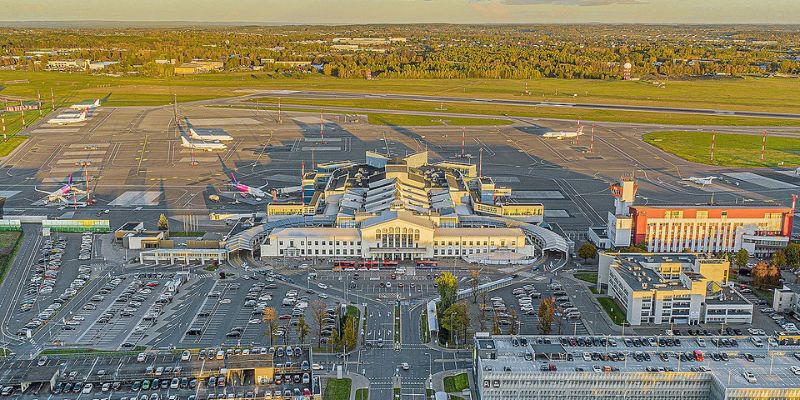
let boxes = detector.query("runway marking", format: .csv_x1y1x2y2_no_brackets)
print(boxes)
300,146,341,151
191,117,260,125
31,128,81,134
109,191,162,206
0,190,21,198
62,151,108,157
544,209,570,218
723,172,797,189
513,190,564,199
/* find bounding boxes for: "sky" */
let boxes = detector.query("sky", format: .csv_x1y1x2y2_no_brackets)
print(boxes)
1,0,798,24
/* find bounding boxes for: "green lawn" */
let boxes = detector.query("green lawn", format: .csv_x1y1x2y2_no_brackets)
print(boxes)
220,104,511,126
394,303,401,344
324,378,352,400
393,388,401,400
40,346,145,357
598,296,627,326
169,231,206,237
3,71,800,114
355,388,369,400
0,232,22,286
574,272,598,284
249,96,800,127
443,373,470,393
420,311,430,343
644,131,800,168
754,288,775,303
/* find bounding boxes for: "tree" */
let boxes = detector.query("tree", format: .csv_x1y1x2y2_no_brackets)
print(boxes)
491,316,501,335
262,307,277,346
577,242,597,262
469,270,480,304
157,213,169,231
509,309,519,335
343,317,357,351
538,297,555,335
772,250,787,269
435,272,459,313
785,243,800,269
734,248,749,270
440,302,470,346
751,260,770,289
296,314,309,345
309,300,327,347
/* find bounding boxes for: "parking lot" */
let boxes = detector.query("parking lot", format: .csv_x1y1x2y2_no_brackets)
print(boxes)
0,347,319,399
179,273,349,350
469,277,590,336
12,233,98,339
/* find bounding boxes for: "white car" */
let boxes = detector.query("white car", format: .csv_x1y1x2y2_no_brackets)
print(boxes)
311,363,323,370
583,352,591,361
742,371,756,384
791,366,800,376
181,350,191,361
401,362,410,370
248,319,262,324
317,283,329,289
220,298,232,304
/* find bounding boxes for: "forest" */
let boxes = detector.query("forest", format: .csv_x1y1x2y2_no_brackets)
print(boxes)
1,24,799,80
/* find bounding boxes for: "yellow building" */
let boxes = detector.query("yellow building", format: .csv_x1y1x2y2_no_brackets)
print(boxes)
597,253,752,326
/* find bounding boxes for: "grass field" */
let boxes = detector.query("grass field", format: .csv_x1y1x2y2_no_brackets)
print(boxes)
443,373,470,393
598,296,627,326
220,104,511,126
0,232,22,286
324,378,352,400
2,71,800,113
643,131,800,168
574,272,598,285
249,96,800,127
355,388,369,400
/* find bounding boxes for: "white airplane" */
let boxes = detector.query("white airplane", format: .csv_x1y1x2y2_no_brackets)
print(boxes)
69,99,101,110
229,173,267,199
35,174,86,204
180,135,227,152
543,124,584,139
47,109,88,125
683,176,717,186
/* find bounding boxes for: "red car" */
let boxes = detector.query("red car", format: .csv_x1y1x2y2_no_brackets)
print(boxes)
278,314,292,320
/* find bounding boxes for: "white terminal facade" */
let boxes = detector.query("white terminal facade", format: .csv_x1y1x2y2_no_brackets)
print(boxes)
598,253,753,326
259,151,566,261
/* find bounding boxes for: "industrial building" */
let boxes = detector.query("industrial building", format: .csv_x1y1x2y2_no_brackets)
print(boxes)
473,333,800,400
589,178,794,256
174,60,224,74
597,252,752,326
256,151,562,261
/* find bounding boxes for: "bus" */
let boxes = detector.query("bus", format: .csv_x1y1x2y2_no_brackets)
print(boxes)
416,260,439,269
334,260,357,268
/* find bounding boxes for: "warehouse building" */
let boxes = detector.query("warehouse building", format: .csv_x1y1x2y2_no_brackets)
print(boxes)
598,253,752,326
474,333,800,400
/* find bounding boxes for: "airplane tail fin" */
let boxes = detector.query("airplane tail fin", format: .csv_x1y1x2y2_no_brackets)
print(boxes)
93,99,100,107
181,136,190,145
230,173,238,184
80,109,88,119
577,125,584,135
67,174,73,185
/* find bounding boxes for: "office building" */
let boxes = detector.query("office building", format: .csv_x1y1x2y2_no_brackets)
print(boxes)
589,178,794,257
598,253,752,326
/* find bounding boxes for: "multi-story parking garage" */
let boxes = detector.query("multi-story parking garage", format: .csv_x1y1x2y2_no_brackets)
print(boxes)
473,333,800,400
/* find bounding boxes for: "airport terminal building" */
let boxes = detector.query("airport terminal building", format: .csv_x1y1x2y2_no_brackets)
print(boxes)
250,151,568,261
